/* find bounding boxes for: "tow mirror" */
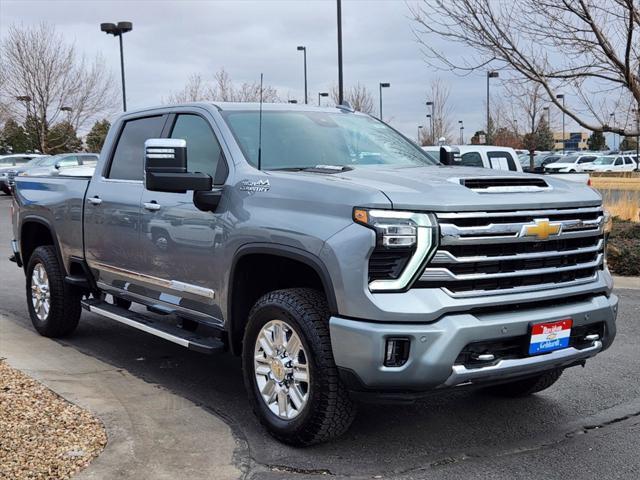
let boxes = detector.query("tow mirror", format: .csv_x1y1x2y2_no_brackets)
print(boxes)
144,138,212,194
439,145,461,166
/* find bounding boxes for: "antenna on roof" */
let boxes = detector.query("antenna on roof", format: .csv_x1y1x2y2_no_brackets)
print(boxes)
257,73,264,171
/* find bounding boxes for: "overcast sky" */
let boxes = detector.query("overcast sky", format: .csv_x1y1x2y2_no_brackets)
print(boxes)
2,0,582,142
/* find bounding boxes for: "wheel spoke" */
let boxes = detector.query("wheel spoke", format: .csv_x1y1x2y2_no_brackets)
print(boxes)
255,364,271,376
277,389,288,417
261,379,276,402
289,384,305,410
258,332,275,357
293,365,309,383
285,333,301,357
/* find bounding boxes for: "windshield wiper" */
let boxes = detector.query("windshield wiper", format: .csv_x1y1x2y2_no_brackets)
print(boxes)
270,165,353,174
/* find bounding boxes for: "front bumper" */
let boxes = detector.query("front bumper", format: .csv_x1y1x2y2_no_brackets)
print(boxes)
330,293,618,392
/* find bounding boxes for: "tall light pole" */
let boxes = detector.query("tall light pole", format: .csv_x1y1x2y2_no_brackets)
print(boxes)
543,106,550,128
418,125,423,143
318,92,328,106
556,94,565,153
610,113,616,150
633,108,640,170
296,46,308,105
426,101,434,143
458,120,464,145
336,0,344,105
486,71,499,144
60,106,73,124
379,82,390,120
101,21,132,112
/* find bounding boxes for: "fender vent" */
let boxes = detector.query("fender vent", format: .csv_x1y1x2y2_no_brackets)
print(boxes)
461,177,549,192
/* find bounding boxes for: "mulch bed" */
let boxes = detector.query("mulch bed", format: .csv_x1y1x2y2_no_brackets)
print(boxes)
0,360,107,480
607,220,640,276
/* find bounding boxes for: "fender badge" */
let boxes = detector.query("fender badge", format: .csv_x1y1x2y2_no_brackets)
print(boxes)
239,179,270,193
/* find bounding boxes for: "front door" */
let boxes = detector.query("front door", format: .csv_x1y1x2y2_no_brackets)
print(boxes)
139,112,230,323
84,114,167,292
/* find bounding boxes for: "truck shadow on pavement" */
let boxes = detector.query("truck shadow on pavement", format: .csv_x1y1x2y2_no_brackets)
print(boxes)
42,310,600,478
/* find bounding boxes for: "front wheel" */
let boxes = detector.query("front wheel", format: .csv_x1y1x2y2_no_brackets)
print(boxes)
26,245,81,337
242,288,356,446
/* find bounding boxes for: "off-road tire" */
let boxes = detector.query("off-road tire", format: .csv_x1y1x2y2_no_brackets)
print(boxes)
242,288,356,446
26,245,81,337
484,369,563,397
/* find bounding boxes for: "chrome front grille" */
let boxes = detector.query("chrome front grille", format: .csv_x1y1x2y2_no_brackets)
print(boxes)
418,207,604,297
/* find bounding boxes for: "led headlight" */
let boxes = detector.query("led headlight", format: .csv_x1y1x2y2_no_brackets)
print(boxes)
353,208,438,292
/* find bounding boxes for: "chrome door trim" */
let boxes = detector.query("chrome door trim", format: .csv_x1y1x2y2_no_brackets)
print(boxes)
93,262,216,300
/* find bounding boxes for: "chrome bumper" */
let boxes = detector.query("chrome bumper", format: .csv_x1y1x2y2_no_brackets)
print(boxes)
443,341,602,387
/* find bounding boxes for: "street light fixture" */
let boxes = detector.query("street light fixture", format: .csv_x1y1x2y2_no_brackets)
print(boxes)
458,120,464,145
426,101,434,143
486,71,499,144
318,92,329,106
297,46,308,105
556,94,565,154
100,21,133,112
288,99,298,104
418,125,423,143
379,82,390,120
60,106,72,124
543,106,550,128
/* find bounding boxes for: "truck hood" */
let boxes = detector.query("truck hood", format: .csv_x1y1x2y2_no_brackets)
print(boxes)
302,165,601,211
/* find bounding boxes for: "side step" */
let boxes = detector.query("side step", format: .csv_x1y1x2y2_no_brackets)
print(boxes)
81,298,225,355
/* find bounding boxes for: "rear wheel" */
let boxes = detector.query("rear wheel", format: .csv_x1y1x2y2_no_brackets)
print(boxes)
483,369,563,397
242,288,356,446
26,245,81,337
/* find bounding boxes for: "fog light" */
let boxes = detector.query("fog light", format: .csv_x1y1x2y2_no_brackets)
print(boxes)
384,338,410,367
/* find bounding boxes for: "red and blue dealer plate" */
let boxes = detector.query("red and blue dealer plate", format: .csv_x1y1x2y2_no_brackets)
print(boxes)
529,319,573,355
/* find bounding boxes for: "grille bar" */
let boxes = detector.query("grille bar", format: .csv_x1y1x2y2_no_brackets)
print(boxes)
419,206,604,296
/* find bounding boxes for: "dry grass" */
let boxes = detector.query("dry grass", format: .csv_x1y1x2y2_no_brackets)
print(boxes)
600,190,640,222
590,176,640,191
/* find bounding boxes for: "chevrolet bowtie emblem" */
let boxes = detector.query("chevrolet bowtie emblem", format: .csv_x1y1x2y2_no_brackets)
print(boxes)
522,219,561,240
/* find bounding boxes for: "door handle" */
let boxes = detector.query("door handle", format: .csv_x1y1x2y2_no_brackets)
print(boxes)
87,196,102,205
144,201,161,211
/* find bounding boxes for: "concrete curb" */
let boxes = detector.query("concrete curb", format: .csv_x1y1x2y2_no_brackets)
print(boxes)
613,275,640,290
0,316,241,480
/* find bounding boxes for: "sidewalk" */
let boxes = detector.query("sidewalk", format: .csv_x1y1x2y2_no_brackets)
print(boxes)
0,316,241,480
613,275,640,290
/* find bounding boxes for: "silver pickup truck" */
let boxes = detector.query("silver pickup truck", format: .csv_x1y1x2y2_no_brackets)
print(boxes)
10,102,618,445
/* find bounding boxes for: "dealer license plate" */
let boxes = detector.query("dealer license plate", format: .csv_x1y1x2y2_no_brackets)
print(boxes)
529,319,573,355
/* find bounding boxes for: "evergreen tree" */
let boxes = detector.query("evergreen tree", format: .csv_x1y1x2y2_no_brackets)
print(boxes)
0,118,31,152
534,116,554,151
619,136,638,151
46,121,82,154
86,119,111,153
587,131,607,151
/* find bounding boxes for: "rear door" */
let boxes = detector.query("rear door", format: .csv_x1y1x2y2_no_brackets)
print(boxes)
84,114,167,292
138,111,230,322
487,150,519,171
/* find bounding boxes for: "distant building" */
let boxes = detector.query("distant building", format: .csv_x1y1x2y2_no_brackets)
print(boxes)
553,131,589,151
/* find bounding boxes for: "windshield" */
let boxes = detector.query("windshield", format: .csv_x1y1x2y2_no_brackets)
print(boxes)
593,156,615,165
221,110,438,170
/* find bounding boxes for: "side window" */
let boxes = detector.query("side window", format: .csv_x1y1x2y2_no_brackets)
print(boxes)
460,152,484,168
487,151,517,171
79,154,98,165
578,156,596,164
170,114,228,184
615,157,623,166
624,157,633,165
57,155,79,167
108,116,165,180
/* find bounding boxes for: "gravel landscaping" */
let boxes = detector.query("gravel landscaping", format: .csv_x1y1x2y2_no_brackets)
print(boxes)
0,360,107,480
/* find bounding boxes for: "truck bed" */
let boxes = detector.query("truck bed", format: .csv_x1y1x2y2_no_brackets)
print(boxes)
13,176,91,273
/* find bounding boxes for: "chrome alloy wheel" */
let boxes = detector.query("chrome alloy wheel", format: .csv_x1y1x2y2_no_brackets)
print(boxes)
31,263,51,321
254,319,310,420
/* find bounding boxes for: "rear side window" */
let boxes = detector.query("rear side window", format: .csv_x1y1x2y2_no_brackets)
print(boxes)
170,114,228,184
615,157,623,166
108,116,165,180
460,152,484,168
578,156,596,164
57,155,79,167
487,151,518,171
624,157,634,165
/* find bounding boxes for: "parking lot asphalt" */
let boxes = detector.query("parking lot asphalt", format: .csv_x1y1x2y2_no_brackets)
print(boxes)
0,194,639,480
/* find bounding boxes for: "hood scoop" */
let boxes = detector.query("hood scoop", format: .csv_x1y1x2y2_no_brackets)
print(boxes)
459,177,550,193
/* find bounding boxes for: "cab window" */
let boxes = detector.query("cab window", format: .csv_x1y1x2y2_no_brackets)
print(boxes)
487,151,518,171
460,152,484,168
108,115,166,180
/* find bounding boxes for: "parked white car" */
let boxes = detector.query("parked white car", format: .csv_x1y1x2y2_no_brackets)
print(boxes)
582,155,638,172
422,145,522,172
544,153,599,173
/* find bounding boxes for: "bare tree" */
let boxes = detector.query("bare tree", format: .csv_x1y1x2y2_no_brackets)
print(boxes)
410,0,640,136
424,77,454,144
0,23,116,153
330,83,375,114
165,68,280,104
